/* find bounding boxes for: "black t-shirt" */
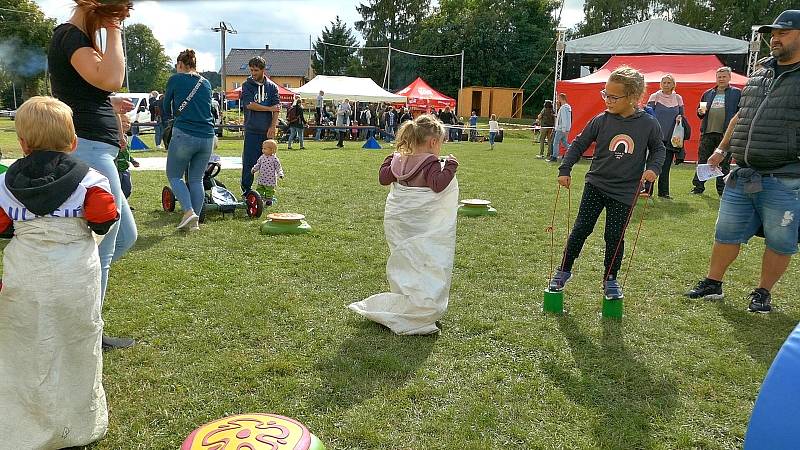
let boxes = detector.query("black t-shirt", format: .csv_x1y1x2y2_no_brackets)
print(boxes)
48,23,119,148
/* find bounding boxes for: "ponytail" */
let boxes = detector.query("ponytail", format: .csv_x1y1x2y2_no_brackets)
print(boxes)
395,121,416,156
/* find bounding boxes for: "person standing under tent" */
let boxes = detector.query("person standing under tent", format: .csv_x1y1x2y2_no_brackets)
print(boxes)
691,67,741,196
550,93,572,162
646,74,686,199
335,98,352,148
286,97,306,150
240,56,281,195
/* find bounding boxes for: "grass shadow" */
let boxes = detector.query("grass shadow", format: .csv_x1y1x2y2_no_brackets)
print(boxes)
313,321,437,412
541,316,677,449
715,300,799,364
639,199,693,220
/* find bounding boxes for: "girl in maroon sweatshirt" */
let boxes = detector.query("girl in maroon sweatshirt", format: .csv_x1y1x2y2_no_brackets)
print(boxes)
379,114,458,191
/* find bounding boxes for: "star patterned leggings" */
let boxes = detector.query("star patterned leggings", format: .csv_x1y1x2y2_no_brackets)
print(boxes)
559,183,633,279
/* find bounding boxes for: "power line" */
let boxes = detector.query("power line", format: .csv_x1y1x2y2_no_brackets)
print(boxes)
0,6,39,16
391,47,461,58
320,41,388,50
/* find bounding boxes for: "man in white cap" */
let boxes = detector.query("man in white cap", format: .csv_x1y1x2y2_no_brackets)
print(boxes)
685,10,800,313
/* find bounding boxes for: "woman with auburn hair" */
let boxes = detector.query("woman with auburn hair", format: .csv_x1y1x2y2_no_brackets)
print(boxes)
47,0,138,350
162,49,215,231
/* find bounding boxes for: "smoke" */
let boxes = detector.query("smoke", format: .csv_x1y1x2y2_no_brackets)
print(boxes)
0,38,48,78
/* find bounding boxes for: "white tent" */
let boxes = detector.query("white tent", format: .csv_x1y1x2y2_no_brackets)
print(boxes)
293,75,407,103
566,18,748,54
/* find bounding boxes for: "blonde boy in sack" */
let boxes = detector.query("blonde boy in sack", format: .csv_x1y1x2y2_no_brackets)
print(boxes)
0,97,119,449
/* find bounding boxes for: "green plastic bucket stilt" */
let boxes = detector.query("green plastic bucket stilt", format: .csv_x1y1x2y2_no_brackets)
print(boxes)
458,204,498,216
543,289,564,314
260,219,311,235
602,296,623,319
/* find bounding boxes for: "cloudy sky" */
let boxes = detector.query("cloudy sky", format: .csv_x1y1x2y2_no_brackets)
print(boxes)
34,0,585,72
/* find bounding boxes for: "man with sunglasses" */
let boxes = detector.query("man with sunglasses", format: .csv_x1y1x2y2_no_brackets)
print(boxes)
686,10,800,313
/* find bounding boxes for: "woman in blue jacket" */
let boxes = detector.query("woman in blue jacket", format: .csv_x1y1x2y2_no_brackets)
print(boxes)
163,49,215,231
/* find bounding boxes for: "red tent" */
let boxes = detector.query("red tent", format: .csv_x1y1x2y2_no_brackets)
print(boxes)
556,55,748,161
396,77,456,111
225,79,296,104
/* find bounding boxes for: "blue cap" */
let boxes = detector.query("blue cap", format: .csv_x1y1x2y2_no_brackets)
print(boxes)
758,10,800,32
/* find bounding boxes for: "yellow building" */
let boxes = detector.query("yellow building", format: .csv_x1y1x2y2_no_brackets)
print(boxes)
457,86,524,119
222,46,314,91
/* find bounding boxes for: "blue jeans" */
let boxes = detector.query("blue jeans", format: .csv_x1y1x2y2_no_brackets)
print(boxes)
315,126,323,140
166,127,213,214
119,170,131,198
552,130,570,159
489,131,496,146
154,121,163,147
288,127,304,148
75,137,138,301
715,174,800,255
242,132,265,193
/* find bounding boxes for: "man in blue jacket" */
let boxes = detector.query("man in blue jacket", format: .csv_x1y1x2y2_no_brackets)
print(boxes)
240,56,280,194
691,66,741,196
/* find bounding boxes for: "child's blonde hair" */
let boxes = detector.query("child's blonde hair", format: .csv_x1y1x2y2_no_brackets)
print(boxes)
15,96,75,152
490,114,497,120
608,66,646,103
262,139,278,155
395,114,446,156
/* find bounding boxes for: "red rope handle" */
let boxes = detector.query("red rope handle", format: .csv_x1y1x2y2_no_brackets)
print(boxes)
604,180,645,283
558,184,572,272
622,191,651,289
546,184,562,280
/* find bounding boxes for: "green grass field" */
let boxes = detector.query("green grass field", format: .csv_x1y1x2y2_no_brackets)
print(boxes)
1,117,798,449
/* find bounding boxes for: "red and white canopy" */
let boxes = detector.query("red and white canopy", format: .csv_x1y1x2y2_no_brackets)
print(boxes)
396,77,456,110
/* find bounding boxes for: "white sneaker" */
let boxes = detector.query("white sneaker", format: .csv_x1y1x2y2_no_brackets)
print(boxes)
177,213,199,230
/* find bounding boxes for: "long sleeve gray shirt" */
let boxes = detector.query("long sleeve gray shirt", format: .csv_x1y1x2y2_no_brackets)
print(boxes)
559,110,666,205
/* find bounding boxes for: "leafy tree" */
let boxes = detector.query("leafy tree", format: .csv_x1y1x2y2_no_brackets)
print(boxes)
123,23,171,93
200,71,221,90
312,16,360,77
577,0,652,37
412,0,556,113
578,0,795,42
355,0,431,89
0,0,54,107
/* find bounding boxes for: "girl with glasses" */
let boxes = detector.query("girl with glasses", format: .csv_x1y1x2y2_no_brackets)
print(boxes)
548,66,666,300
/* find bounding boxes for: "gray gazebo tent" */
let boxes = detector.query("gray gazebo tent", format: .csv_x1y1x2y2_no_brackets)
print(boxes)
562,19,749,79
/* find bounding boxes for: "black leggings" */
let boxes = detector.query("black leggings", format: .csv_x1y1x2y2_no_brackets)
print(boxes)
560,183,632,278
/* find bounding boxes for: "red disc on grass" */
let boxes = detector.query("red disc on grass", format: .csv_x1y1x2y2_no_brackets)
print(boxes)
181,413,325,450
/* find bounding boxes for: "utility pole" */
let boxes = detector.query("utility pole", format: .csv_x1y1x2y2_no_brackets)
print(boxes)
212,22,237,94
